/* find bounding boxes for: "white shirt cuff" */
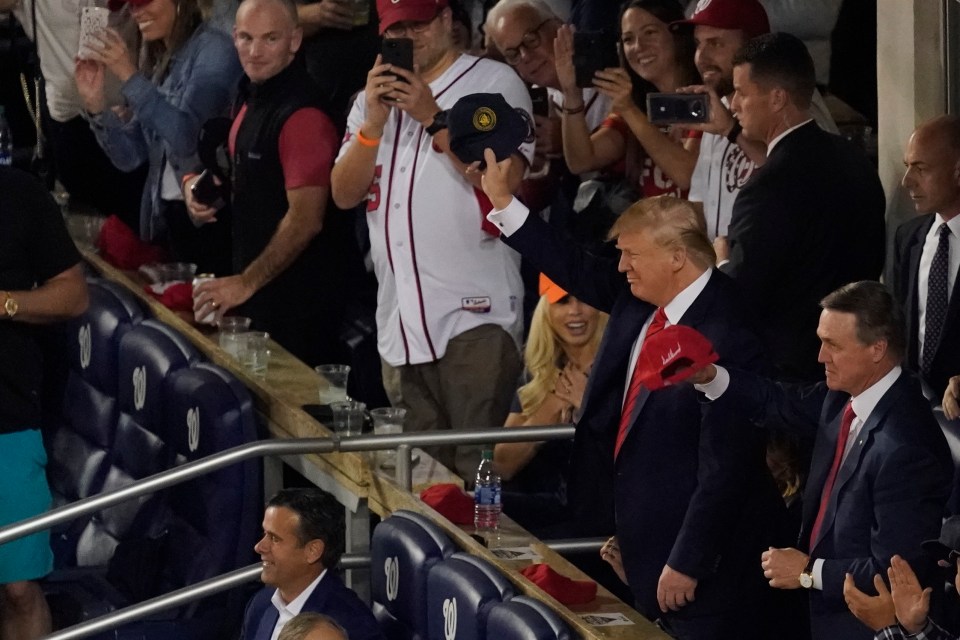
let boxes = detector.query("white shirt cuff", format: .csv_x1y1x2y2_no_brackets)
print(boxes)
694,366,730,400
486,197,529,237
812,558,824,590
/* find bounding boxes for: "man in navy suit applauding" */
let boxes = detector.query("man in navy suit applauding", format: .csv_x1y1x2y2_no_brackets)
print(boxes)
241,488,384,640
481,149,787,639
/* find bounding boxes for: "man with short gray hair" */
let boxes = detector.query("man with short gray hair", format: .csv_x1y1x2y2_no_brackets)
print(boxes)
691,280,953,639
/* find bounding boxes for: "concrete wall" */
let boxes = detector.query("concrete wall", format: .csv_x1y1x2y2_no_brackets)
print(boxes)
877,0,946,275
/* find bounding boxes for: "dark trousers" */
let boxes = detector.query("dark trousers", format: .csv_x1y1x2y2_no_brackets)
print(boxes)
160,200,233,277
47,115,145,228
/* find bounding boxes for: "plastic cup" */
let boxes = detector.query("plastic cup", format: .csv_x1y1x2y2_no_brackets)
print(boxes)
240,331,270,375
315,364,350,404
330,400,366,436
218,316,252,358
370,407,406,468
161,262,197,283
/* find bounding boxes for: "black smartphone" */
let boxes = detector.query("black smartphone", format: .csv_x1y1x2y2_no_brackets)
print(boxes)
573,30,619,88
381,37,414,72
646,92,711,125
528,85,549,117
190,169,226,209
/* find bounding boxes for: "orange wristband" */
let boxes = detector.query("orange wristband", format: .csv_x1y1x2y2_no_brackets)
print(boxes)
356,129,381,147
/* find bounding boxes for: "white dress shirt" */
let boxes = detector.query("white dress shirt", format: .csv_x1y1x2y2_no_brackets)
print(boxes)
697,365,903,589
917,214,960,358
269,569,327,640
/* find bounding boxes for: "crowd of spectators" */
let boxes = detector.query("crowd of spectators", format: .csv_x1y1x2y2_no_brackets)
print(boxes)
1,0,959,638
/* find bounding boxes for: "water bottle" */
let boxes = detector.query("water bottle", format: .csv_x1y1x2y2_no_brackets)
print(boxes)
0,106,12,166
474,449,502,545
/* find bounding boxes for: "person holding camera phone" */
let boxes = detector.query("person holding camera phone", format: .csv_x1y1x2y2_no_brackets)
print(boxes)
74,0,241,275
675,0,838,245
554,0,701,199
330,0,535,481
187,0,353,367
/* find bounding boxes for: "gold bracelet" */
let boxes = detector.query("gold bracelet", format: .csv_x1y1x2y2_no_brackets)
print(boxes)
356,129,381,147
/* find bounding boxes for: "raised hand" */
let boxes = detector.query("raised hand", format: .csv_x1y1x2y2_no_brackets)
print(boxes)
888,554,931,634
844,573,896,631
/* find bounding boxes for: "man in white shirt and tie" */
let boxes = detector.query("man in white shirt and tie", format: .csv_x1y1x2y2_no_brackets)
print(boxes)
689,280,953,640
893,115,960,400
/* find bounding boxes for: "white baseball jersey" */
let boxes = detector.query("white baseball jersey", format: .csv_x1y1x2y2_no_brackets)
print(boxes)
339,54,535,366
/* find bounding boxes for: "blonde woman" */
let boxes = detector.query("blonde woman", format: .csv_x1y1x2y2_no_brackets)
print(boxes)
495,274,608,535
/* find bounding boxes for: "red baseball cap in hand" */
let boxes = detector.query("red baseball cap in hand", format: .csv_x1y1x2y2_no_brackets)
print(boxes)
636,324,719,390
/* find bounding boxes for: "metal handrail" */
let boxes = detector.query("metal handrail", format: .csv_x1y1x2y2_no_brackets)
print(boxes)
0,425,575,547
44,554,371,640
44,538,605,640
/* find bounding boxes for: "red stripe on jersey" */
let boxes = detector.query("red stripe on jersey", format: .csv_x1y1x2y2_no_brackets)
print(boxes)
405,129,438,361
383,109,412,363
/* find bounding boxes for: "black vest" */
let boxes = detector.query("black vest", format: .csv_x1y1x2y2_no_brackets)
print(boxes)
229,62,351,361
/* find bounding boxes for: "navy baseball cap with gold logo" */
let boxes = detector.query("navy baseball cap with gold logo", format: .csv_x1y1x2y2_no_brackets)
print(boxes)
448,93,532,167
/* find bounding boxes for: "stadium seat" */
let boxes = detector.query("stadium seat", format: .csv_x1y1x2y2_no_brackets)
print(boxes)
371,510,456,639
426,552,516,640
485,596,574,640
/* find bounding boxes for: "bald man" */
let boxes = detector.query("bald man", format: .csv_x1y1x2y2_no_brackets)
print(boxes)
892,115,960,400
187,0,352,367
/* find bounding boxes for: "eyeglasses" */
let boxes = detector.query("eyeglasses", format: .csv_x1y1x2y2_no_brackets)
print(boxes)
502,19,552,66
384,10,442,38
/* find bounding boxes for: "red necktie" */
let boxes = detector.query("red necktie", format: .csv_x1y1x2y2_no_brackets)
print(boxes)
808,401,856,546
614,308,668,459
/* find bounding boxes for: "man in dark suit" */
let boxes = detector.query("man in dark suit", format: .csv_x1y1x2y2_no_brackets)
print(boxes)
691,281,954,639
482,150,788,639
892,115,960,400
241,488,384,640
723,32,885,382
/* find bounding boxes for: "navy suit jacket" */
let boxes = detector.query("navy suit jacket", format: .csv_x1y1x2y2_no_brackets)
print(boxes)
241,572,385,640
502,211,787,621
892,214,960,399
723,121,886,381
714,370,953,639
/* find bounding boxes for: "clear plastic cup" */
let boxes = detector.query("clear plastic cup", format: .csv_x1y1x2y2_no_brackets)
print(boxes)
370,407,406,468
240,331,270,375
218,316,252,358
330,400,366,436
315,364,350,404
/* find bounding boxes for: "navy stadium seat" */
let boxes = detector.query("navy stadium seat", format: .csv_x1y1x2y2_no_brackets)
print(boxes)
146,363,262,636
485,596,574,640
117,319,200,443
371,510,456,639
426,552,516,640
42,293,262,639
45,280,143,566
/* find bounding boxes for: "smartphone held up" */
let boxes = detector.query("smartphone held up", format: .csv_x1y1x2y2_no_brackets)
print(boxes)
646,92,710,125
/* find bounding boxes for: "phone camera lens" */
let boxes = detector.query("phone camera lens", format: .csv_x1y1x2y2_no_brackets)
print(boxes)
689,99,705,119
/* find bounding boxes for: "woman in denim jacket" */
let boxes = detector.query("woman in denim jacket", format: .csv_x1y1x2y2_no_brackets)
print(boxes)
75,0,241,274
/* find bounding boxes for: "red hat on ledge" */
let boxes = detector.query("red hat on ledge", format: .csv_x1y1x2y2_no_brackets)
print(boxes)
420,483,474,525
520,564,597,605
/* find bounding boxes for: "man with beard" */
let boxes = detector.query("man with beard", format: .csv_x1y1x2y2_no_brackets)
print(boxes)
676,0,837,242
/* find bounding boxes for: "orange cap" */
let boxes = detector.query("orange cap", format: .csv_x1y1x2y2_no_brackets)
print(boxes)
538,273,568,304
